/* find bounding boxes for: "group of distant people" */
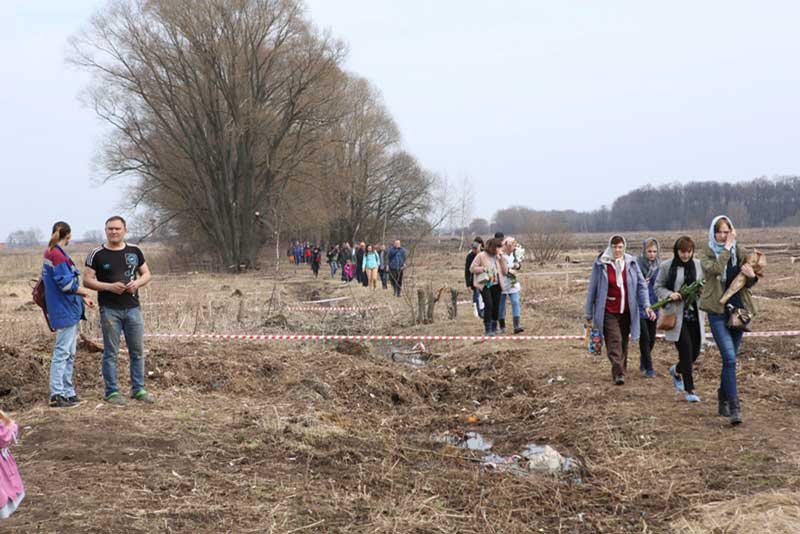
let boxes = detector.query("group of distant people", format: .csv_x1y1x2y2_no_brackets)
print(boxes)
465,232,526,336
289,239,407,297
584,215,757,426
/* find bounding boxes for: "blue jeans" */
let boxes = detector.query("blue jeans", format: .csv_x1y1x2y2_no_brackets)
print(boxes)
329,261,338,277
708,313,743,400
498,292,521,321
50,323,78,398
471,287,484,318
100,306,146,398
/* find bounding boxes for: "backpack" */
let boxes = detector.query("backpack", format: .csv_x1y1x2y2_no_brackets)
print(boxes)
31,278,55,332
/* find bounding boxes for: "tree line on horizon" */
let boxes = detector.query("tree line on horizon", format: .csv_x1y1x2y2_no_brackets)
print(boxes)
473,176,800,236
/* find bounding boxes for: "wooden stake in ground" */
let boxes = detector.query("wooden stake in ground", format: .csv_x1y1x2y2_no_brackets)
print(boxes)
448,288,458,319
417,289,426,325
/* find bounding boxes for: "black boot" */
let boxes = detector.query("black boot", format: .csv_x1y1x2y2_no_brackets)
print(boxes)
498,319,506,334
729,397,742,426
513,316,524,334
717,388,730,417
491,320,499,335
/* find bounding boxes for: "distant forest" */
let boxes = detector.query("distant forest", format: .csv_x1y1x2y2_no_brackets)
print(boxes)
489,176,800,234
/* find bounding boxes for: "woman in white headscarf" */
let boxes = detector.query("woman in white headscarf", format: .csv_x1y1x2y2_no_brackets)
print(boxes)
699,215,758,425
584,235,655,385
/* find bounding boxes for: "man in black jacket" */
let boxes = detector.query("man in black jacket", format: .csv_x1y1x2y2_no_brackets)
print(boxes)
355,242,367,286
465,237,484,318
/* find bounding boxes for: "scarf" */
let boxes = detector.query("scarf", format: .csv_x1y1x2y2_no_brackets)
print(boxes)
600,235,626,272
637,238,660,280
708,215,737,266
600,235,627,290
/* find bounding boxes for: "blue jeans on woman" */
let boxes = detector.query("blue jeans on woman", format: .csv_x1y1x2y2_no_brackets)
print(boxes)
100,306,146,398
50,323,79,398
708,312,743,400
498,292,521,321
471,287,483,318
329,261,338,277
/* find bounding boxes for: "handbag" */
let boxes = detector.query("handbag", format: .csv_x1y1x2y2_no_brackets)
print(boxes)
726,304,753,332
31,277,55,332
475,272,489,284
656,312,676,331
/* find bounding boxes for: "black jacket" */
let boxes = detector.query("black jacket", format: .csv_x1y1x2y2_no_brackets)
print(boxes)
465,250,478,288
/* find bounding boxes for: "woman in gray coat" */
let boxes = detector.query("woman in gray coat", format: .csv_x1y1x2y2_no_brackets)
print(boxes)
584,235,656,385
655,236,706,402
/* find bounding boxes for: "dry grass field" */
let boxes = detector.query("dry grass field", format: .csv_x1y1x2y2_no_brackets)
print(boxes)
1,227,799,533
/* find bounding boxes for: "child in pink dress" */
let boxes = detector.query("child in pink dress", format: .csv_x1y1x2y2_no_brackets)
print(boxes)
343,259,355,283
0,411,24,519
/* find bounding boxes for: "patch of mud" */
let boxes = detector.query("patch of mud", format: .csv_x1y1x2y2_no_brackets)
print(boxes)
335,339,370,357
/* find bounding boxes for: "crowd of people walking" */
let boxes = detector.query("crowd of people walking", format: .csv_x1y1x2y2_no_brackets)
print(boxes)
288,239,407,296
466,233,526,336
584,214,757,426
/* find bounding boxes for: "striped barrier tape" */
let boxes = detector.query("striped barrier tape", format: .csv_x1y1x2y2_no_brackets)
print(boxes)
137,330,800,342
85,332,570,344
285,306,386,312
297,296,351,304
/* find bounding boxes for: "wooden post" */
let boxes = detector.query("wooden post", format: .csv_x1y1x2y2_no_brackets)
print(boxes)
448,288,458,319
417,288,426,325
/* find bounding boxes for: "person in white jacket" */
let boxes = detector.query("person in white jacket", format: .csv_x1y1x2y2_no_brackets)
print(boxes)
498,237,525,334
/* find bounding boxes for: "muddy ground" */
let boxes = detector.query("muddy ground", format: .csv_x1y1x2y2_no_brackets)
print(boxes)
1,231,800,533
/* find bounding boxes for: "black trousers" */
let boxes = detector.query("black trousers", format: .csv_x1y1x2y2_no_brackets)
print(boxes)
389,269,404,296
379,269,388,289
639,318,657,371
480,284,502,327
675,319,701,393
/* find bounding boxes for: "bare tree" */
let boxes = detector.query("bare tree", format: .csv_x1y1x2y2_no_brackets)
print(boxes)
453,176,474,251
524,213,574,264
81,230,105,243
468,217,490,236
320,77,433,244
6,228,43,248
69,0,347,270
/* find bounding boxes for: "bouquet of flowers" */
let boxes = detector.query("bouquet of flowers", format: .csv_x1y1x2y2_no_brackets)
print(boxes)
650,279,705,311
720,250,766,305
509,244,525,288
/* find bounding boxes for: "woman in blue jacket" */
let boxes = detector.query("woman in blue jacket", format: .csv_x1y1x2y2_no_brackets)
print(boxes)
42,222,95,408
584,235,655,385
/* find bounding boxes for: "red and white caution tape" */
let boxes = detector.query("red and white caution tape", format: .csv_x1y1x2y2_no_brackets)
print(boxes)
144,333,585,341
137,330,800,342
285,305,385,312
296,296,351,304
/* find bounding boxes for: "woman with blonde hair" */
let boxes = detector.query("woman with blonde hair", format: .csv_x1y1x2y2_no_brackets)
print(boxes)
700,215,758,425
42,222,95,408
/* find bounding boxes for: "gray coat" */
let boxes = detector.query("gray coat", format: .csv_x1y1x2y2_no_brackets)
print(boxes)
584,253,651,342
654,258,706,343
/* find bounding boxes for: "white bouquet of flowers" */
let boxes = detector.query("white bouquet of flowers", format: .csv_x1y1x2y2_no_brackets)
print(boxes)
509,243,525,288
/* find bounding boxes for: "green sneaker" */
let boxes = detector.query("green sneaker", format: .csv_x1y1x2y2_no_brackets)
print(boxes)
105,392,127,406
132,389,155,404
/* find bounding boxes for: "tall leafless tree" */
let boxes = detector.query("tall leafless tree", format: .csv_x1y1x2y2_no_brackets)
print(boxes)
70,0,347,269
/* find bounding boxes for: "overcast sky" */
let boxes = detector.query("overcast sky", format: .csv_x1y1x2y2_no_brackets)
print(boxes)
3,0,800,240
